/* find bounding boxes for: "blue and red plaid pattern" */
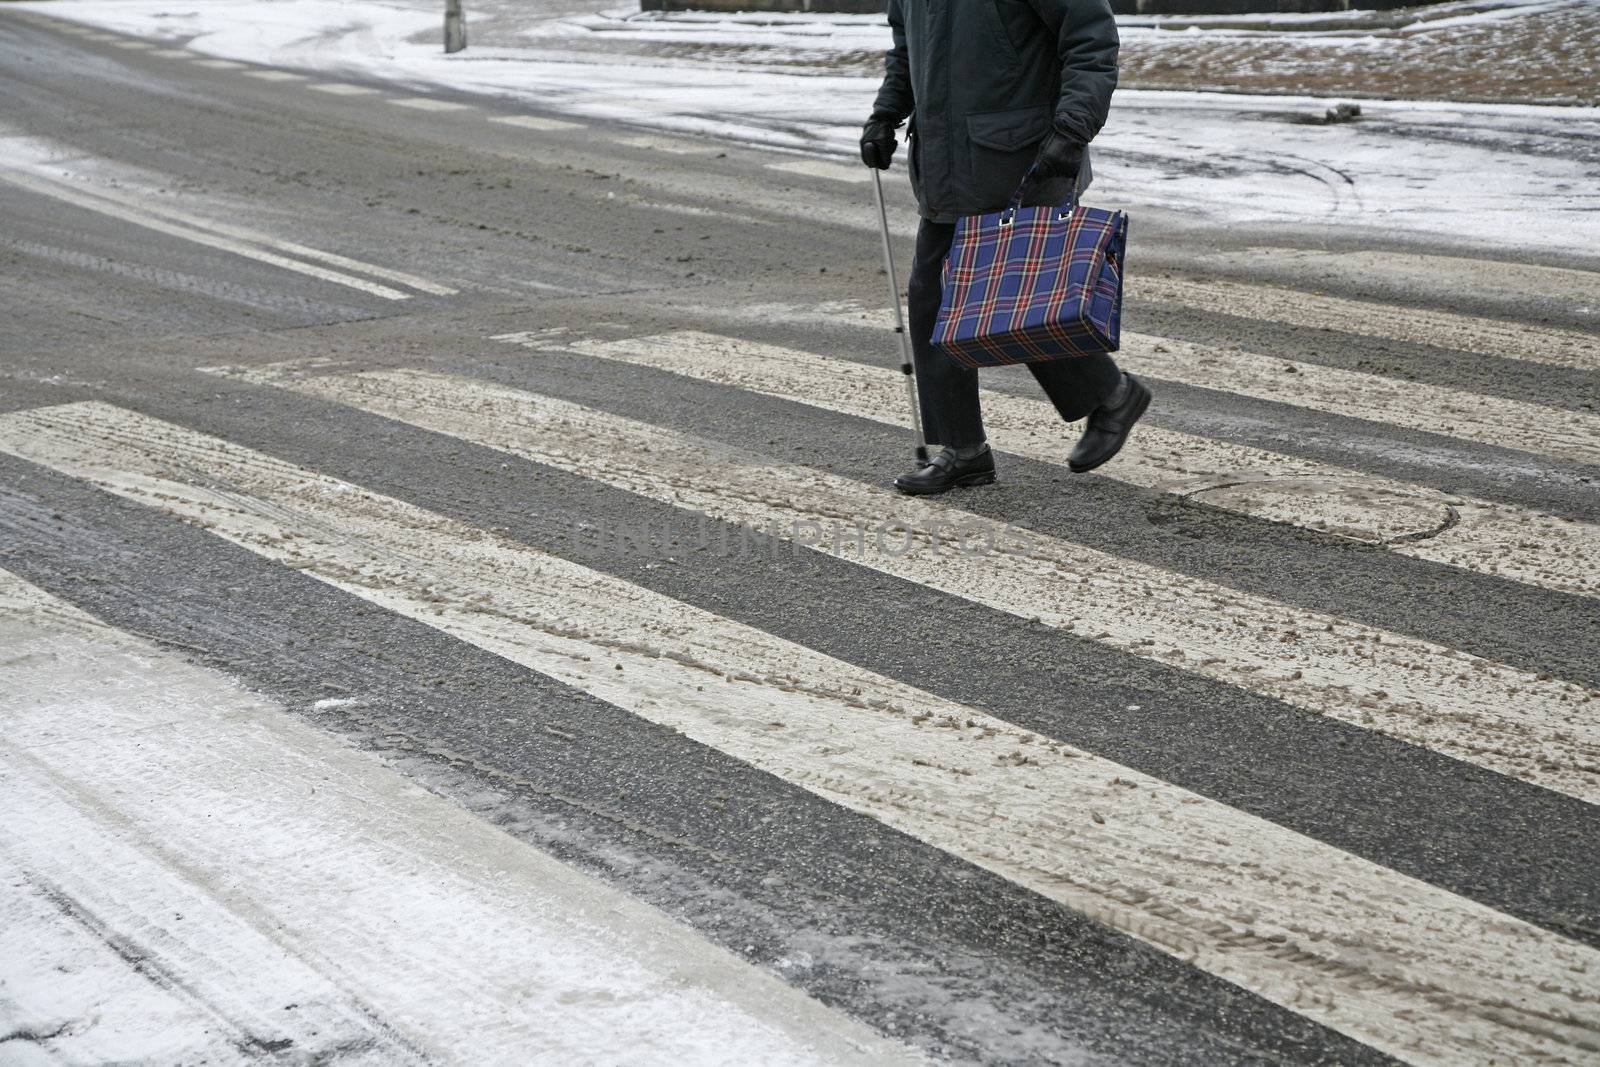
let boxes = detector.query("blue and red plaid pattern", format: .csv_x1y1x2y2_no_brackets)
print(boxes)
932,203,1127,369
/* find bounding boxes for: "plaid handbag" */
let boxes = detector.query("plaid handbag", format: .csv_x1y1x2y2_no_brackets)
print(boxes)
932,179,1127,369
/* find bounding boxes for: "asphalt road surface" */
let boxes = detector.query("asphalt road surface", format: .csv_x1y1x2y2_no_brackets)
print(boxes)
3,10,1599,1066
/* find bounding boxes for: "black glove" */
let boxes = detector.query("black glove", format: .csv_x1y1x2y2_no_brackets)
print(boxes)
860,114,901,170
1030,127,1085,182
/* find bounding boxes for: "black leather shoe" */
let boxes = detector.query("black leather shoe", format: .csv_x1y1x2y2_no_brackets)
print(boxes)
893,447,997,495
1068,374,1151,473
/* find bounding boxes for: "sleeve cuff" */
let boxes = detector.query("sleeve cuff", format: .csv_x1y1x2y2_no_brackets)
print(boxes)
1052,113,1095,144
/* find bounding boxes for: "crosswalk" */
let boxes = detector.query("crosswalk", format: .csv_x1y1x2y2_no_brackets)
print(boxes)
1,400,1597,1064
164,364,1591,807
2,259,1597,1059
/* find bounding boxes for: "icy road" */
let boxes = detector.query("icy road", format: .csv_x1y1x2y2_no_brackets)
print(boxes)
1,6,1598,1066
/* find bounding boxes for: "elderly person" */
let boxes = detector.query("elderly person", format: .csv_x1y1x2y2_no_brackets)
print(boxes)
862,0,1151,495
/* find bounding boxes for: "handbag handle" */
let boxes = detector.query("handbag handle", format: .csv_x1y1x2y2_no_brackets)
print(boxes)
1000,161,1080,225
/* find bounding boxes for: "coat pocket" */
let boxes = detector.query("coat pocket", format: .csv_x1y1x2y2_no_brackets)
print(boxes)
966,105,1052,154
978,0,1020,67
964,105,1053,210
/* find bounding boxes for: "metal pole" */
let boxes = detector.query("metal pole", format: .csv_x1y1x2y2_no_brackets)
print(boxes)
870,168,929,465
444,0,466,53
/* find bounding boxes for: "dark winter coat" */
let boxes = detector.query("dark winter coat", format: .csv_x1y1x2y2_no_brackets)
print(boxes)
871,0,1119,223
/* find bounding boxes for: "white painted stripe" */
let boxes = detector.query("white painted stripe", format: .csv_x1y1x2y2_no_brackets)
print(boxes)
490,114,584,131
242,69,306,82
152,47,190,58
526,329,1599,599
208,367,1600,804
0,170,412,301
617,134,720,155
1211,247,1600,312
1120,332,1600,466
1,402,1595,1066
766,159,871,184
387,96,474,112
191,58,244,69
24,175,458,297
309,82,380,96
110,40,154,49
1131,274,1600,373
0,569,911,1067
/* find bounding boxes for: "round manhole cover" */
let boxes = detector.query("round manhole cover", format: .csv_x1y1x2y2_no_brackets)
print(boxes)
1184,477,1456,544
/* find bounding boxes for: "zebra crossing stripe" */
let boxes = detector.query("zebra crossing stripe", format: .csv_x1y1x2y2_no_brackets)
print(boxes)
1,401,1595,1065
516,329,1598,600
765,160,872,184
309,83,381,96
1118,333,1600,467
490,115,584,131
616,134,720,155
703,301,1600,468
387,97,475,112
197,368,1600,804
1194,248,1600,316
1130,274,1600,373
0,569,912,1066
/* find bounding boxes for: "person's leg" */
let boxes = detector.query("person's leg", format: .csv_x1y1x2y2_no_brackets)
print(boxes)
894,218,995,494
1028,353,1152,474
906,219,984,449
1026,353,1124,424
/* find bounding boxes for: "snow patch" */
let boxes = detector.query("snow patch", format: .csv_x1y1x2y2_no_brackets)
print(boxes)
18,0,1600,257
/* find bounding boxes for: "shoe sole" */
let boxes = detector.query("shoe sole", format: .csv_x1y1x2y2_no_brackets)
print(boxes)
1068,383,1151,474
893,470,997,496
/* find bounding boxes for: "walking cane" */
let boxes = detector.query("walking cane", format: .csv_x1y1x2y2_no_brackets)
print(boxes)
870,167,930,465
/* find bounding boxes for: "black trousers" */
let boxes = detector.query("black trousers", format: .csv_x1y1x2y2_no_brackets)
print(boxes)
906,218,1123,449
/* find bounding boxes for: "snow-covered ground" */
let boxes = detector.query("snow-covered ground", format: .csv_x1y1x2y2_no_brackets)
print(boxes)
1116,0,1600,105
19,0,1600,259
543,0,1600,105
0,569,919,1065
